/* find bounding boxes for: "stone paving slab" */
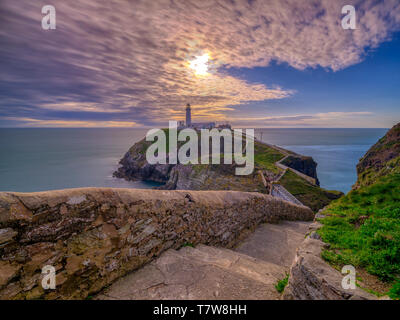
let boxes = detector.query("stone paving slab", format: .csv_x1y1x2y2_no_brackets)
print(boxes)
97,246,283,300
235,221,311,271
97,221,311,300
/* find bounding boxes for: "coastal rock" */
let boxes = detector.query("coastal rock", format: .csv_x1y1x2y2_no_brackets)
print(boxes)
283,226,376,300
113,134,327,199
280,156,320,186
357,123,400,174
356,122,400,187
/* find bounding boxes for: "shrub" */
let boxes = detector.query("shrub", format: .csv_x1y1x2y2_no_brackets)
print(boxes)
275,274,289,293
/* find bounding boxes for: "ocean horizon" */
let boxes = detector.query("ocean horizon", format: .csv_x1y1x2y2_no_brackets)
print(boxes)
0,127,388,194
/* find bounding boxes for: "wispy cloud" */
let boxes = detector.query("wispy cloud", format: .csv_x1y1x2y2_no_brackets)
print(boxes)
230,111,375,127
0,0,399,127
0,117,139,128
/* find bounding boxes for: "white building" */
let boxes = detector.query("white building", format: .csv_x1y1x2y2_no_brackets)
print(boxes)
181,103,231,130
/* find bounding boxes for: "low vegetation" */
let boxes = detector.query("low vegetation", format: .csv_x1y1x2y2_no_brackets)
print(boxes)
182,242,195,248
279,170,343,212
254,142,285,174
318,160,400,299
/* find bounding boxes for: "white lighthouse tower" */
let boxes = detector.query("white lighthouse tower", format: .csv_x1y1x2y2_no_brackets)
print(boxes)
185,103,192,127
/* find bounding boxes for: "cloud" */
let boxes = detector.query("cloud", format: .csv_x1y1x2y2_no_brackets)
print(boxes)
0,0,399,126
230,111,374,127
0,117,139,128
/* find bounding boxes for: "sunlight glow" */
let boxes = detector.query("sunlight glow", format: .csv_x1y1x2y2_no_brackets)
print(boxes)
189,53,210,76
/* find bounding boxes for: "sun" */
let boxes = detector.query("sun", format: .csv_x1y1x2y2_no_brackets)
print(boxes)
189,53,210,76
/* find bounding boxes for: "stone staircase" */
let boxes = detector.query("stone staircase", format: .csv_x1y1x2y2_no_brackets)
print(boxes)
271,184,304,206
258,169,304,206
96,221,311,300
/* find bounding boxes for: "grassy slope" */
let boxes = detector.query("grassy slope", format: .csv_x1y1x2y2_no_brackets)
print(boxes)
279,170,342,212
318,155,400,299
254,142,286,174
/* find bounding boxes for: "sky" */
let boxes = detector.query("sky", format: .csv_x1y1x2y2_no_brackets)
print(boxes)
0,0,399,128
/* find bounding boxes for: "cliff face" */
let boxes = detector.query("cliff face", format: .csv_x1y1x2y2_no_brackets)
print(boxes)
281,156,320,186
113,131,265,192
114,138,173,183
356,122,400,188
315,122,400,299
115,136,275,192
116,133,313,190
115,152,266,193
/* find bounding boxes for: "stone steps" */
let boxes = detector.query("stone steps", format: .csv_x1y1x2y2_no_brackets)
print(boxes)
271,184,304,206
235,221,311,271
96,245,285,300
96,221,311,300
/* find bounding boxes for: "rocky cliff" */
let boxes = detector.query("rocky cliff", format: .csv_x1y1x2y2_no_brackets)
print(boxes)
113,131,263,192
356,122,400,188
283,222,376,300
285,122,400,300
114,130,341,211
280,155,320,186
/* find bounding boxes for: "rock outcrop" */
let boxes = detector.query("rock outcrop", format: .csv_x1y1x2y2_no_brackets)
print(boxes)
113,135,267,193
305,122,400,299
356,122,400,187
280,156,320,186
114,132,321,193
283,222,376,300
284,123,400,300
0,188,313,300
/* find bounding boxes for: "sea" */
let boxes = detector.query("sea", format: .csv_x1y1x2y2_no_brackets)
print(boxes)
0,128,388,194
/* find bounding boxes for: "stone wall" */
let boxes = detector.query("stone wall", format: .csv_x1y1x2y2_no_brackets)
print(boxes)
0,188,313,300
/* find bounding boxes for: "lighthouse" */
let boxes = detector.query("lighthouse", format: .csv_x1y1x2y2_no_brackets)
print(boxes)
185,103,192,127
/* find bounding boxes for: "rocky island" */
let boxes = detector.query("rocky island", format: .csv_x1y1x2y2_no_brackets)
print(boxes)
114,130,342,212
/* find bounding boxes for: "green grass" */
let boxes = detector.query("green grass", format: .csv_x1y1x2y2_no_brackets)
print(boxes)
254,143,285,173
182,242,195,248
358,156,400,187
279,170,342,212
318,171,400,294
389,280,400,300
275,274,289,293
